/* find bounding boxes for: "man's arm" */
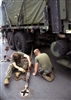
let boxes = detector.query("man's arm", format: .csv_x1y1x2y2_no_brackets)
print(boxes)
12,62,26,72
24,54,31,67
12,62,19,69
33,62,38,75
11,53,19,70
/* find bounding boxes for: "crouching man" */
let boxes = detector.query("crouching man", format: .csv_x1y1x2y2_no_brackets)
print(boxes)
4,51,31,85
33,49,54,82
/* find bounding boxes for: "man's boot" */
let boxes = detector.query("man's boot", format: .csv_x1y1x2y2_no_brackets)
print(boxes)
4,78,9,85
15,71,21,78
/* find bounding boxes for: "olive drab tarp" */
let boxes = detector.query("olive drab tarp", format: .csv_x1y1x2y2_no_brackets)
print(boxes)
2,0,46,26
2,0,24,25
1,4,7,26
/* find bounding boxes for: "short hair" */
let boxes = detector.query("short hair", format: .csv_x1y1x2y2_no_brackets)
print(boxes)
34,49,40,53
13,52,18,59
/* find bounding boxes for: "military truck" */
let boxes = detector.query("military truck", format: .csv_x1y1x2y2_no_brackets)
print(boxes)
1,0,71,68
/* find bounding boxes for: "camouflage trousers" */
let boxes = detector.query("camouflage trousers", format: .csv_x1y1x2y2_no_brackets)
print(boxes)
5,62,28,79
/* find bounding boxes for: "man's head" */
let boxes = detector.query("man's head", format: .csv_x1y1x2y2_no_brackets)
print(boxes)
13,52,19,59
34,49,40,56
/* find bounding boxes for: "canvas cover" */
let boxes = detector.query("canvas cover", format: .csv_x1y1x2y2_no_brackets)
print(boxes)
2,0,46,26
1,5,7,26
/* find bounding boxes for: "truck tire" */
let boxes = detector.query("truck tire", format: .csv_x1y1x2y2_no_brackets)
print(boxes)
51,39,69,57
14,32,32,54
7,32,15,50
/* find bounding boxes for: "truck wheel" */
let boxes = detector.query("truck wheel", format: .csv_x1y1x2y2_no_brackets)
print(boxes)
14,32,32,53
51,39,69,57
7,32,15,50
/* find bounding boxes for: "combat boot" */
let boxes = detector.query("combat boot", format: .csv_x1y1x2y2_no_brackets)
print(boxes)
15,71,21,78
4,78,9,85
41,74,53,82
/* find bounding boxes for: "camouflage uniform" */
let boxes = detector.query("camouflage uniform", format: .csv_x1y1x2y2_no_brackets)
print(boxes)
5,52,28,78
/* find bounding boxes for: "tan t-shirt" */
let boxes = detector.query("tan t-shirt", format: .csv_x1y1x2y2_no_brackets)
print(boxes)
35,53,52,72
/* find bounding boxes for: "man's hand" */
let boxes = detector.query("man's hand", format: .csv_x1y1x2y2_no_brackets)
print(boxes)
33,72,36,76
18,67,26,73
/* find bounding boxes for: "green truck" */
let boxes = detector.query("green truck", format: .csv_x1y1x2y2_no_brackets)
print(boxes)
1,0,71,68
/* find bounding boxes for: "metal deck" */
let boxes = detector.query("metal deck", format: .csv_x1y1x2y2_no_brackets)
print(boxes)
0,36,71,100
